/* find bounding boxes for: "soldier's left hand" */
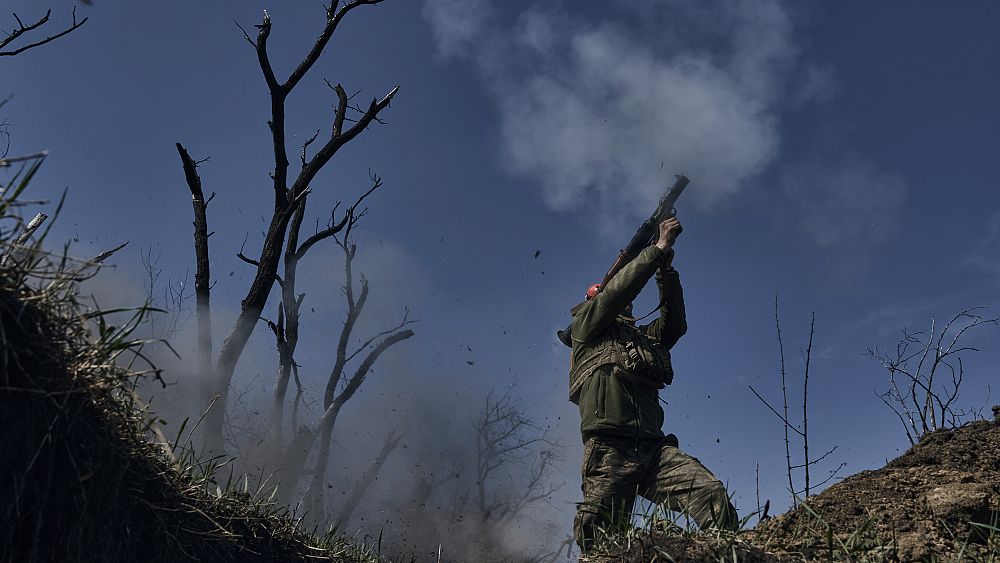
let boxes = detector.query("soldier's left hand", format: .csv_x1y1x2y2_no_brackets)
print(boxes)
655,217,683,251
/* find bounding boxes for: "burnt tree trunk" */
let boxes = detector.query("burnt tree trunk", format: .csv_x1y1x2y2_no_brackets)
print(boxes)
175,144,214,439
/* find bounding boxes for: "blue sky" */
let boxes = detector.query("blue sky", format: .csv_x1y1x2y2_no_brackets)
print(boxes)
5,0,1000,555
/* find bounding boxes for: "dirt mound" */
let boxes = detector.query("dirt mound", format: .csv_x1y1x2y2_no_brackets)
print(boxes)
756,414,1000,561
0,270,369,562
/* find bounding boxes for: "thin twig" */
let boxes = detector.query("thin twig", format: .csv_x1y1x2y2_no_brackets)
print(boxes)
775,294,795,507
802,312,815,497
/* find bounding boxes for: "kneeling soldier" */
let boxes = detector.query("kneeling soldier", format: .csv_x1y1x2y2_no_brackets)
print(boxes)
568,217,738,552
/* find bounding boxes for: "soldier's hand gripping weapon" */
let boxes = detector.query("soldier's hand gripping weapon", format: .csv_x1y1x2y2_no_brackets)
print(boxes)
556,174,689,347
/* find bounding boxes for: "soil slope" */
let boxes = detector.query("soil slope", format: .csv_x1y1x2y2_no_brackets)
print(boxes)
756,410,1000,561
0,274,364,563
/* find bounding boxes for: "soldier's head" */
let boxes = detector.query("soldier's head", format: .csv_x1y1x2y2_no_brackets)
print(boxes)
585,283,634,321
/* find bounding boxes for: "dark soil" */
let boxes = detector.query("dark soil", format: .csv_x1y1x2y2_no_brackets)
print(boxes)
755,413,1000,561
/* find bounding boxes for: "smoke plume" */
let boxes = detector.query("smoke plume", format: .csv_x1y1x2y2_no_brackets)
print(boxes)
423,0,807,219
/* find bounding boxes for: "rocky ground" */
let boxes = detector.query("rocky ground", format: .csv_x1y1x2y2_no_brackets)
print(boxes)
586,407,1000,562
756,407,999,561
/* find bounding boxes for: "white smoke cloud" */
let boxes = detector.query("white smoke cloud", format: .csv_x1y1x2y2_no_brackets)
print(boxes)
423,0,809,218
422,0,494,59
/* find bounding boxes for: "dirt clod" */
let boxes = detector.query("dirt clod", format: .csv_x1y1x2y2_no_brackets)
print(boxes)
924,481,991,523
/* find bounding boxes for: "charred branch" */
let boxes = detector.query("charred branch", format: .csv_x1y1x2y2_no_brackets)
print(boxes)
269,194,309,449
0,8,87,57
331,327,414,414
295,85,398,196
236,250,259,269
252,12,290,209
296,173,382,260
252,10,280,93
330,81,349,139
345,309,416,364
300,129,320,166
284,1,386,94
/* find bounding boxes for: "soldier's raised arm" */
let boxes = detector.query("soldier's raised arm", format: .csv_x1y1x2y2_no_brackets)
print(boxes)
642,217,686,347
572,218,681,343
642,264,687,349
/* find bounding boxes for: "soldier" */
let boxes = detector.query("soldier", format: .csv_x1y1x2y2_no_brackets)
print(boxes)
569,217,738,552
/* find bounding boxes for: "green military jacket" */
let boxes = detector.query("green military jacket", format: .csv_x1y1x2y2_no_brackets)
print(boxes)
569,245,687,440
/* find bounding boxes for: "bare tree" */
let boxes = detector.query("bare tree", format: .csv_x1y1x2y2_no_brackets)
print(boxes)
175,2,399,454
868,308,998,445
468,387,563,525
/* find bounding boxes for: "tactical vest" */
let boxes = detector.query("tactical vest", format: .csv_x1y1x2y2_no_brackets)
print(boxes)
568,319,673,404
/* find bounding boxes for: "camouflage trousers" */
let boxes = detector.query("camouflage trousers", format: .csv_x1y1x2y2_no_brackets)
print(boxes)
573,433,738,551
